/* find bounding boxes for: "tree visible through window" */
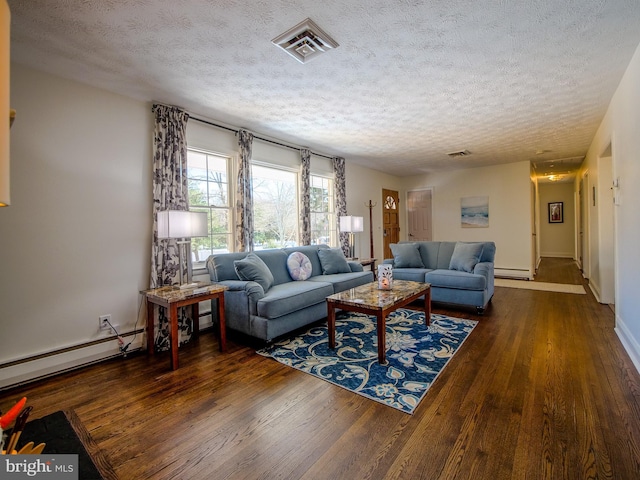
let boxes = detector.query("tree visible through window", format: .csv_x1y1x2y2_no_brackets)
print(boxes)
310,175,335,245
187,149,232,266
251,164,299,249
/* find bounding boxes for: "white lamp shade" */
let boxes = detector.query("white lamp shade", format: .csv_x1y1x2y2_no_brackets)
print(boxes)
339,215,364,233
0,0,10,207
157,210,208,239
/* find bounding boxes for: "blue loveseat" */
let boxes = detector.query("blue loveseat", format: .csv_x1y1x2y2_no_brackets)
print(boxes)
206,245,374,341
384,241,495,314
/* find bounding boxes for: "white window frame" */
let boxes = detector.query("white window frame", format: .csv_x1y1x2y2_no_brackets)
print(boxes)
187,148,234,269
309,173,337,246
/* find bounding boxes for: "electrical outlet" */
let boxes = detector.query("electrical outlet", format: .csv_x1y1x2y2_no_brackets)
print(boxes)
99,314,111,331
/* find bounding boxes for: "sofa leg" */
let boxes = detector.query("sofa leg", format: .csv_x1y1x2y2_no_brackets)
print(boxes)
476,306,485,315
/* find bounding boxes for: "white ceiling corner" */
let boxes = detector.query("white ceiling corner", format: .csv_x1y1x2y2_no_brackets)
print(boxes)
7,0,640,178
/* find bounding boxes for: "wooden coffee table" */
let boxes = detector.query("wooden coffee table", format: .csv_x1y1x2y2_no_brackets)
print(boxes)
327,280,431,364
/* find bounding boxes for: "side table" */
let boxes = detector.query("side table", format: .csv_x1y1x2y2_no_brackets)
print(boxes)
353,258,377,279
143,284,228,370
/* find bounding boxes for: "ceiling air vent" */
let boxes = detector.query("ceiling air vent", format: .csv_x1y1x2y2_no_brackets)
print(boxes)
447,150,471,158
272,18,339,64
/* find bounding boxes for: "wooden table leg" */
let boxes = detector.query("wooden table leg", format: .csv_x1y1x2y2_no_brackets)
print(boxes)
376,312,387,364
217,293,227,352
424,287,431,326
146,301,155,355
170,303,179,371
328,301,336,349
192,303,200,338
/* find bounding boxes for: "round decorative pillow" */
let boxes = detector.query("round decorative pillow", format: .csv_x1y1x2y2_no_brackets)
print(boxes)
287,252,313,281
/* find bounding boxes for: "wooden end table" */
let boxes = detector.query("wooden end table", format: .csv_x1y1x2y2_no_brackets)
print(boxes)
327,280,431,364
144,283,228,370
356,258,377,278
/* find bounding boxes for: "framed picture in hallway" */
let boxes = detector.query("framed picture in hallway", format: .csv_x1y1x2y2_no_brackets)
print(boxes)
548,201,563,223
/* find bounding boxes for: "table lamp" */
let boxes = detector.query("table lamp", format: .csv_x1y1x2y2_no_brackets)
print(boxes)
339,215,364,259
157,210,208,288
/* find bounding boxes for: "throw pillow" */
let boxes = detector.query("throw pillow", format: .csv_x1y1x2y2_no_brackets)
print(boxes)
449,242,484,273
390,243,424,268
317,248,351,274
287,252,313,281
234,253,274,292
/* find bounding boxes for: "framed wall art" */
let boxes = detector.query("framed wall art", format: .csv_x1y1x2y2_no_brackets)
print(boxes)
548,201,563,223
461,196,489,228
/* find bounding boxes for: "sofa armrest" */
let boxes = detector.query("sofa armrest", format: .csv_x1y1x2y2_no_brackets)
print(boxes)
348,261,364,272
383,259,394,265
473,262,494,288
221,279,264,295
219,280,265,318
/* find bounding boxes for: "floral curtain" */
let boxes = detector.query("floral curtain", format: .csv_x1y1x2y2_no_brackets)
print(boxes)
300,149,311,245
236,129,255,252
150,104,193,351
332,156,349,256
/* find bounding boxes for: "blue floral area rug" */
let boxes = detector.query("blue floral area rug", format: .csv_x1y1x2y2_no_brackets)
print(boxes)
257,309,477,414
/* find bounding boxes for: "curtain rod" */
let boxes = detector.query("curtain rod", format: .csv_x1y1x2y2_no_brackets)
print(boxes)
190,116,334,160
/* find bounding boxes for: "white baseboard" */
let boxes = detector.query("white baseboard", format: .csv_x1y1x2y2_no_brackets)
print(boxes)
588,281,602,303
615,315,640,375
540,252,574,258
494,268,533,280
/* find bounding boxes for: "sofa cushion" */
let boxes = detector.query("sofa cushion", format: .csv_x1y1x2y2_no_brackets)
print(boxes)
416,242,440,269
234,253,275,292
287,252,313,281
284,245,324,277
449,242,484,273
257,281,334,319
390,243,424,268
426,269,486,291
254,249,290,285
308,270,374,292
318,248,351,274
389,268,432,282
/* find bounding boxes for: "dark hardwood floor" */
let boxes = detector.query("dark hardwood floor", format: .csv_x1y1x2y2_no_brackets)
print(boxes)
2,258,639,479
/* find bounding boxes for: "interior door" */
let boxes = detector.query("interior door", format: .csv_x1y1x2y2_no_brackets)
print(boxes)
382,189,400,259
407,189,432,241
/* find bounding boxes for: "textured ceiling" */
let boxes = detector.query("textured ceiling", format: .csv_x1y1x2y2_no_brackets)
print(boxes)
8,0,640,179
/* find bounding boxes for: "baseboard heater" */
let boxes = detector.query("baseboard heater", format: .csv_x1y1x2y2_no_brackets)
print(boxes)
494,267,533,280
0,329,145,391
0,312,216,391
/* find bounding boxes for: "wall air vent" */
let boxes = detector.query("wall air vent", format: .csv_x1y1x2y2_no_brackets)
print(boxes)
447,150,471,158
272,18,339,64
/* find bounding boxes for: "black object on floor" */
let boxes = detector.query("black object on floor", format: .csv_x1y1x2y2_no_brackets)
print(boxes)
5,410,106,480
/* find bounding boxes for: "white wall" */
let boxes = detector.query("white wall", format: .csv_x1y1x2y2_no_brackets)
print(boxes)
581,40,640,371
538,182,575,258
402,161,533,278
345,163,404,261
0,64,152,387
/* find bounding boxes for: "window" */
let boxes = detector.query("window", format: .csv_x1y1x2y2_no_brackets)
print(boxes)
310,174,336,245
251,163,299,249
187,149,232,267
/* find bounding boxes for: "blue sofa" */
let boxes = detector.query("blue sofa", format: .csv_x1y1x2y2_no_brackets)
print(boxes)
383,241,495,314
206,245,374,341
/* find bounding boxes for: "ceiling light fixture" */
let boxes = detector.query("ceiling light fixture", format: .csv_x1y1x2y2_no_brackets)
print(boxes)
272,18,339,64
